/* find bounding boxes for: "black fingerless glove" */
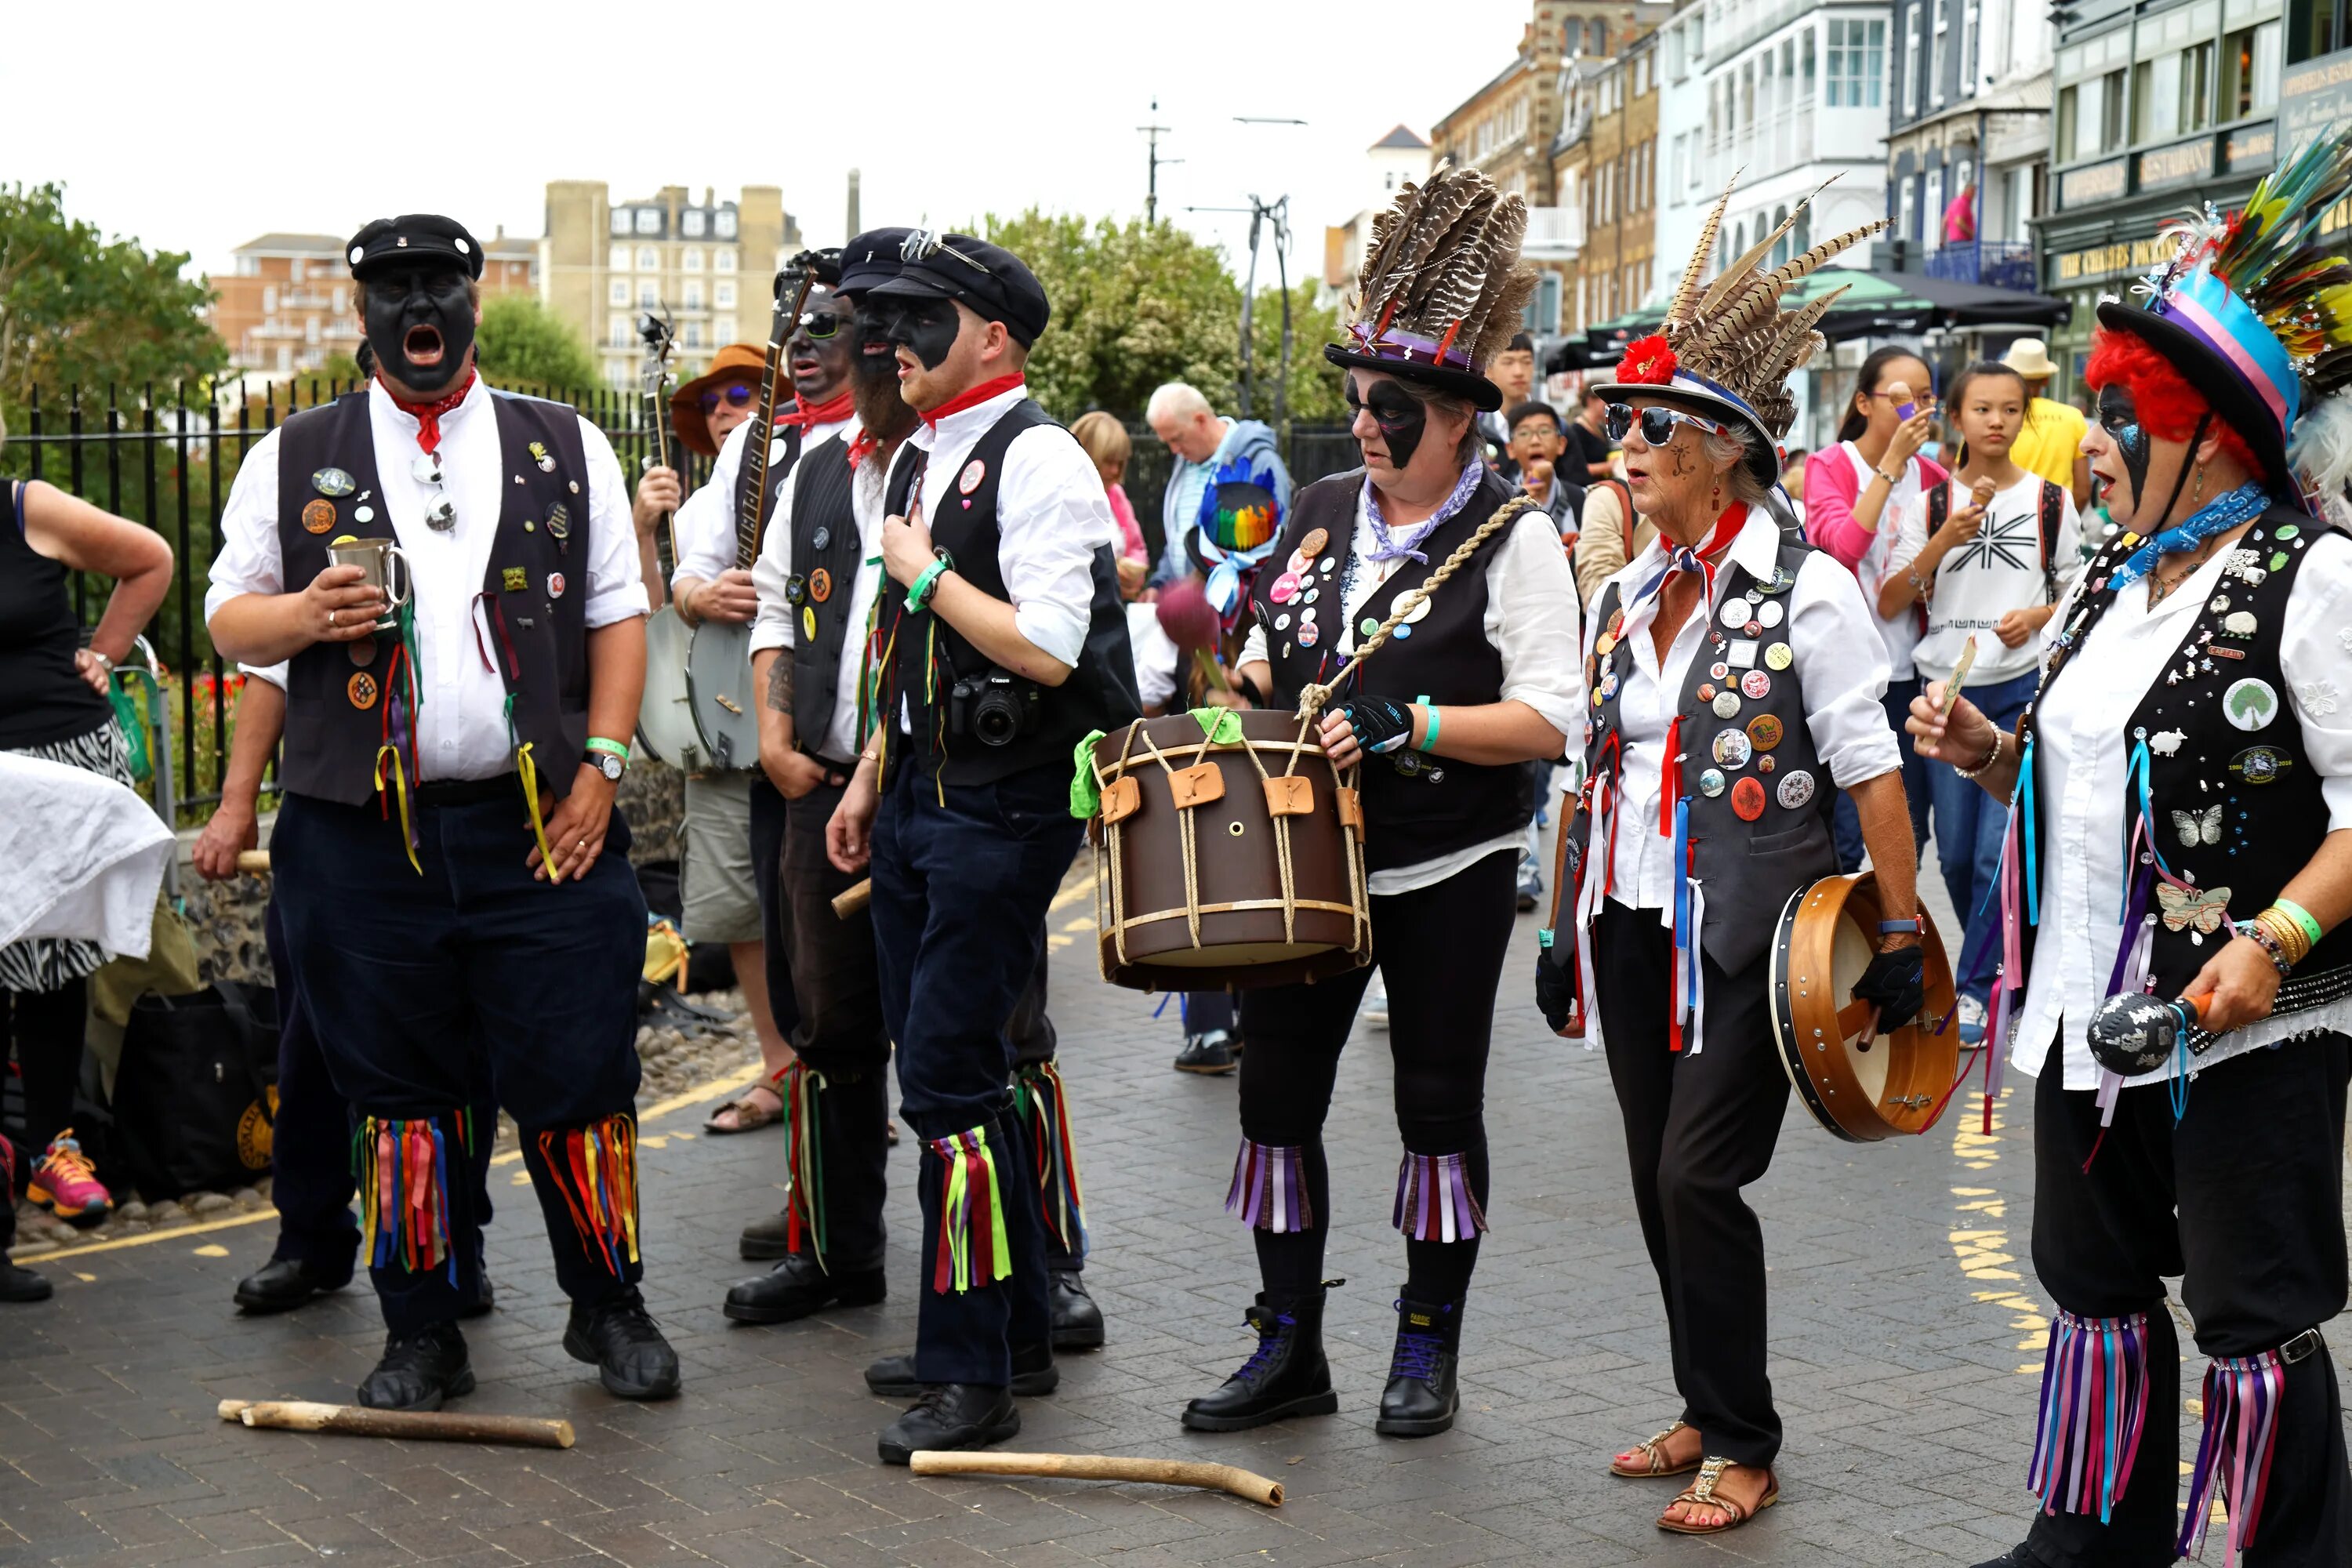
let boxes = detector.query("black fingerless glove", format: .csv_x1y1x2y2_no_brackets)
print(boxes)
1535,931,1577,1035
1852,943,1926,1033
1339,695,1417,755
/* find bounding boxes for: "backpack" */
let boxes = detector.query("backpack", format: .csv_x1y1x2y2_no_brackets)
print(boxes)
1927,477,2066,604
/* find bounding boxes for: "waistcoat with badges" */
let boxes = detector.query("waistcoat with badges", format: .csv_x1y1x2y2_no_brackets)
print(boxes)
2015,506,2352,1022
877,400,1138,788
275,390,590,806
782,433,862,763
1572,539,1841,976
1251,467,1530,875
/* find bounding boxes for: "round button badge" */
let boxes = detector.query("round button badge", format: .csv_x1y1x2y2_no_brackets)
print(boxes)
1764,642,1794,671
1730,776,1768,821
1711,728,1752,769
1711,689,1742,719
1741,670,1772,700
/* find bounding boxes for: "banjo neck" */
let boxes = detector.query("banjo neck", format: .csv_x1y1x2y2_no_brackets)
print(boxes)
734,267,816,574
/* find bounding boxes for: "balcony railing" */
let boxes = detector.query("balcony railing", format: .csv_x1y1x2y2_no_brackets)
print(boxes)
1522,205,1585,260
1924,239,2038,293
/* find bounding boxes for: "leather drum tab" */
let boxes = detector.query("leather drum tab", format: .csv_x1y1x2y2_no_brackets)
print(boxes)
1263,775,1313,818
1100,775,1142,825
1170,763,1225,809
1335,786,1365,835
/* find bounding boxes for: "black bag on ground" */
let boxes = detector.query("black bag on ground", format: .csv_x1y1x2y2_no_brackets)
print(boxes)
111,982,280,1202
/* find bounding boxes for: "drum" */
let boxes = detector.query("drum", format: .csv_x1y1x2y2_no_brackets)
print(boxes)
1769,870,1959,1142
1091,710,1372,992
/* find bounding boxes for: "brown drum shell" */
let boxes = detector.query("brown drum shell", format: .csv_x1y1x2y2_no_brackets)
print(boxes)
1769,870,1960,1142
1093,711,1372,993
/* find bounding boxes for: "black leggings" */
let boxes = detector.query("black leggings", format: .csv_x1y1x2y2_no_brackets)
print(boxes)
8,978,87,1189
1235,848,1516,1304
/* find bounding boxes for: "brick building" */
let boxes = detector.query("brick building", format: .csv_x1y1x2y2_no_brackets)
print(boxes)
1552,22,1664,342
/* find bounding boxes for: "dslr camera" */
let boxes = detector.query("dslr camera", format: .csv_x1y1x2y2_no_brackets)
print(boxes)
949,667,1040,748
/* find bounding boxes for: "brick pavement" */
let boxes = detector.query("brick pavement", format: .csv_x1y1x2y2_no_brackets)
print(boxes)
2,848,2341,1566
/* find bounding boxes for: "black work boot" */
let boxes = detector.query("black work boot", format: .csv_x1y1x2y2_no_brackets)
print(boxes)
722,1252,887,1323
1049,1269,1105,1349
233,1256,349,1315
877,1384,1020,1465
1376,1294,1465,1436
866,1338,1058,1399
357,1321,474,1410
1180,1283,1340,1432
564,1287,682,1399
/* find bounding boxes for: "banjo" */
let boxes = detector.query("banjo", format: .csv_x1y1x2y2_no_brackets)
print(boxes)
684,261,817,772
631,307,706,768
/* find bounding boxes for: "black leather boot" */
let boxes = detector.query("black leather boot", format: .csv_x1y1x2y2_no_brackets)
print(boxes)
233,1256,349,1314
357,1322,474,1410
1049,1270,1105,1349
866,1338,1058,1398
877,1384,1020,1465
1967,1548,2042,1568
0,1258,53,1303
1376,1294,1464,1436
723,1253,887,1323
564,1287,682,1399
1180,1283,1339,1432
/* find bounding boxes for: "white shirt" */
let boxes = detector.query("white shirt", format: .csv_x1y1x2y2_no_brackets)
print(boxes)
1239,477,1585,895
748,420,892,761
206,379,644,782
673,410,856,592
2013,528,2352,1090
1893,469,2083,685
1591,504,1900,913
1835,441,1933,681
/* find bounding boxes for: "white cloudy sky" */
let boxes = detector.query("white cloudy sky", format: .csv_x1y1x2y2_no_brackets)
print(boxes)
4,0,1534,286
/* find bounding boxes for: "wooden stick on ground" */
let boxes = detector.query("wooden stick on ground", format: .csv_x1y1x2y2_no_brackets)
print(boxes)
217,1399,574,1450
832,878,873,919
908,1450,1283,1507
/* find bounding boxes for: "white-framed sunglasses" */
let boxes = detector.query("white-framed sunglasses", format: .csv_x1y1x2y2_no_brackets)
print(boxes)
1605,401,1732,446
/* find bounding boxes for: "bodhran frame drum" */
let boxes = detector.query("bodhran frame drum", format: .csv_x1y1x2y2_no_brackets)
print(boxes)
1091,710,1373,992
1769,870,1958,1142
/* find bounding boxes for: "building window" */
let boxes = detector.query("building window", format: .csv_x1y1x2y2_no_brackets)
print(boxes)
716,315,737,343
1828,18,1886,106
634,208,662,236
684,322,704,348
609,279,628,307
609,314,632,348
637,246,659,272
1932,0,1951,106
609,244,631,274
609,209,630,237
262,285,276,312
332,287,347,314
715,249,738,273
1904,9,1924,114
1593,20,1608,54
2101,66,2127,150
682,247,703,273
715,280,736,308
682,209,706,238
1564,16,1584,53
715,209,738,239
683,281,703,310
1635,54,1650,95
2224,21,2281,118
638,282,658,309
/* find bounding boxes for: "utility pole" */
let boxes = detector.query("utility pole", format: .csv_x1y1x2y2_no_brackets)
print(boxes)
1188,195,1293,431
1137,100,1179,224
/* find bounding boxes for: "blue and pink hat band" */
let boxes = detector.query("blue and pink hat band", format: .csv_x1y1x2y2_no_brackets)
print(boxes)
2155,267,2301,437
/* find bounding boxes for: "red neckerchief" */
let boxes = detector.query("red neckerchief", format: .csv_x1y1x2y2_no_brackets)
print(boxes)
774,388,855,431
380,372,477,456
920,373,1025,430
847,430,880,470
1646,503,1746,840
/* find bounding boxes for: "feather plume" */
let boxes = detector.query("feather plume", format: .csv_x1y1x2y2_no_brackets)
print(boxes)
1666,169,1741,329
2288,390,2352,498
1335,160,1538,395
1695,195,1812,321
1755,285,1849,380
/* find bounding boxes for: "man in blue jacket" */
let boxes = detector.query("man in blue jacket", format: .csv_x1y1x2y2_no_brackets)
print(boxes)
1143,383,1292,592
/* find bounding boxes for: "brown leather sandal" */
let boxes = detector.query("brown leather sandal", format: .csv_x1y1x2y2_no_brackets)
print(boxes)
1609,1419,1700,1478
1657,1457,1778,1534
703,1082,785,1134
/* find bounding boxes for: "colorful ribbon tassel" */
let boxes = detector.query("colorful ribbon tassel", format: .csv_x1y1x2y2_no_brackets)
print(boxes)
926,1123,1013,1294
2027,1310,2150,1525
536,1114,642,1276
1392,1150,1488,1243
353,1115,459,1285
1014,1062,1088,1257
2179,1346,2288,1566
781,1062,828,1268
1225,1138,1313,1233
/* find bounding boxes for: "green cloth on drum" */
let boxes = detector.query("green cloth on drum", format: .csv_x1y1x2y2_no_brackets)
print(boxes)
1190,707,1243,746
1070,728,1107,818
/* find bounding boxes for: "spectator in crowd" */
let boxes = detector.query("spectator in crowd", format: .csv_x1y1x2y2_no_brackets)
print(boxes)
0,470,173,1228
1566,384,1617,483
1877,360,2080,1042
0,1135,40,1301
1144,383,1291,592
1782,445,1810,502
1504,401,1585,540
1571,464,1654,607
1476,334,1541,472
1999,338,2092,508
632,342,769,612
1070,411,1149,598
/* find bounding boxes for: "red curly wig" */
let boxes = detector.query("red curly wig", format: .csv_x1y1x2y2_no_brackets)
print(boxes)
2084,326,2260,474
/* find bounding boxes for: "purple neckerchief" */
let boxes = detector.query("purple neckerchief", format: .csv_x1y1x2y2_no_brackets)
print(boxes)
1363,459,1484,565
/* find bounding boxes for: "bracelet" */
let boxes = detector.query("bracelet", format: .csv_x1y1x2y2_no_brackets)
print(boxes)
86,649,115,675
2238,918,2297,977
2254,906,2314,967
1954,728,2006,779
905,549,953,612
1878,917,1923,935
1416,702,1441,753
586,737,630,760
2274,898,2324,951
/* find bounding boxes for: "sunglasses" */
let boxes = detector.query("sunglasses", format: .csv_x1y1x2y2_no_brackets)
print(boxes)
797,310,847,340
1604,402,1732,446
700,383,755,414
899,228,991,275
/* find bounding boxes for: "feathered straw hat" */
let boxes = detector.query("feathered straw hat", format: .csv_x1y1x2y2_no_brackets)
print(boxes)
1588,174,1884,485
2099,137,2352,510
1326,162,1537,413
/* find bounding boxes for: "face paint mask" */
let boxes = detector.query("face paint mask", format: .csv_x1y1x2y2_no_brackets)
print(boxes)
2098,383,2151,499
364,263,474,394
848,304,918,438
1345,374,1428,469
851,304,899,384
880,299,961,371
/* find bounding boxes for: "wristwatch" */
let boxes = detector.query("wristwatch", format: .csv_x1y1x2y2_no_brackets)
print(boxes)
585,737,629,782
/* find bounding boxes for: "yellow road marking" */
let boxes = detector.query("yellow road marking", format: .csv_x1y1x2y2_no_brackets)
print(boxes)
1946,1088,2049,1374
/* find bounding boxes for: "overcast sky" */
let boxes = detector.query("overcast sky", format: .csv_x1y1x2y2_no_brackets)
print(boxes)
4,1,1534,289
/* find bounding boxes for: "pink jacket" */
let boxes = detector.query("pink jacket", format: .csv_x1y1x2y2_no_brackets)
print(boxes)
1805,447,1947,572
1106,482,1146,564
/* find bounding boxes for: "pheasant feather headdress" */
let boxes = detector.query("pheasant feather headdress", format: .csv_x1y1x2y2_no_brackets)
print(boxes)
1327,161,1537,412
2099,136,2352,506
1591,172,1884,481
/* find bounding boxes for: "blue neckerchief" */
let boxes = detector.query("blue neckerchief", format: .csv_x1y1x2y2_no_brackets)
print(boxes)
2106,482,2270,588
1363,459,1483,565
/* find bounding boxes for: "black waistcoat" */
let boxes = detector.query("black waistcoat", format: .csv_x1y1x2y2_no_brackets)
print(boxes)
1252,468,1528,874
877,400,1138,788
274,390,590,806
1570,538,1840,975
785,434,864,763
2019,506,2352,1021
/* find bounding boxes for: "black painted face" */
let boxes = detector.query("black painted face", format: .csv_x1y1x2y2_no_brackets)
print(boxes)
1345,372,1428,470
848,299,917,439
363,261,474,394
878,298,962,371
787,282,855,404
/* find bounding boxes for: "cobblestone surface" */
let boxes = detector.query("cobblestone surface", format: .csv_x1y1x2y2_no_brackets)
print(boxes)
2,845,2342,1566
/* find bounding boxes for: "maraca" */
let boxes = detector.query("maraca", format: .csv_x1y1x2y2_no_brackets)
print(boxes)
2085,990,2215,1076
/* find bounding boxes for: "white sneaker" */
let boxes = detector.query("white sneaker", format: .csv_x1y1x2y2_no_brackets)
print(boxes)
1363,973,1389,1030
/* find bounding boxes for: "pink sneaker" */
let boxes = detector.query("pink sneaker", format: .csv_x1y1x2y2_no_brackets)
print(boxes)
29,1132,111,1226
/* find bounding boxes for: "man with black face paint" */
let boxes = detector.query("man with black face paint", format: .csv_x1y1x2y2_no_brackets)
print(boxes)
207,214,679,1413
822,232,1139,1465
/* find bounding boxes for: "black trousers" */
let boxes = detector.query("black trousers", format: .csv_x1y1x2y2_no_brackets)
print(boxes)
1593,898,1790,1471
748,772,799,1040
1181,990,1239,1040
2023,1033,2352,1568
273,787,648,1335
260,899,497,1287
1234,848,1515,1304
7,977,85,1189
869,761,1076,1385
1007,939,1083,1273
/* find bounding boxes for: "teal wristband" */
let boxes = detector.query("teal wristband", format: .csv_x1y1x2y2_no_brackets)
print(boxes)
2275,898,2325,949
1416,703,1440,753
906,553,952,612
586,737,630,760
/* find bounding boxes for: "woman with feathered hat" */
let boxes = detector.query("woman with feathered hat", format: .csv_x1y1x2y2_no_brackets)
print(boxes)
1181,164,1583,1439
1910,140,2352,1568
1532,181,1929,1534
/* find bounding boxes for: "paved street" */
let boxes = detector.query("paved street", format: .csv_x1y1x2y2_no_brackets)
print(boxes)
1,846,2336,1566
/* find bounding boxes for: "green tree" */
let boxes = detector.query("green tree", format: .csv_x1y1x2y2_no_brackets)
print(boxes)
474,293,597,393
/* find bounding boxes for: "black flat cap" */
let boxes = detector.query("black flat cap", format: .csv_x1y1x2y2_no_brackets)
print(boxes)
786,247,843,289
869,231,1049,346
837,227,913,296
345,215,485,281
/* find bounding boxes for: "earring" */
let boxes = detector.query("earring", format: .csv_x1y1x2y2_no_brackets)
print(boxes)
2191,463,2206,502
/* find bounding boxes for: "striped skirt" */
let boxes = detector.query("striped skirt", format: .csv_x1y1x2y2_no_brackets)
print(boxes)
1,720,136,993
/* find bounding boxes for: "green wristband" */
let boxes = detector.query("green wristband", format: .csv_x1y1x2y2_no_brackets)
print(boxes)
586,737,630,760
905,554,952,612
2274,898,2324,949
1416,702,1441,753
